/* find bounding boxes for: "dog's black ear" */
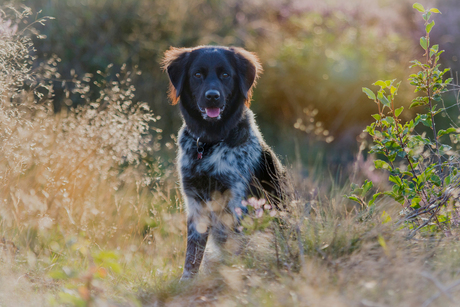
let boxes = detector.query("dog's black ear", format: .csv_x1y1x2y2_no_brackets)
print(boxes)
230,47,263,106
162,47,192,105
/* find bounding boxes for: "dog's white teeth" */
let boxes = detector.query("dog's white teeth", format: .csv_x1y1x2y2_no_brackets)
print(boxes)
205,108,221,118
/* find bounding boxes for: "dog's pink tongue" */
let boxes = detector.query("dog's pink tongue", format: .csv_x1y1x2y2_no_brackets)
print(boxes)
205,107,221,118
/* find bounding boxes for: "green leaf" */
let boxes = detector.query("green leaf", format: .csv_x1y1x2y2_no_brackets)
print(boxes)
419,114,432,127
362,180,373,195
372,114,381,121
374,160,391,170
58,293,86,307
49,270,69,280
347,195,361,203
395,107,404,117
381,211,392,224
420,37,428,50
388,152,398,162
389,175,403,186
413,3,425,12
373,80,387,88
403,171,413,177
410,100,426,109
423,12,432,21
378,92,391,107
383,116,395,125
444,175,452,186
429,8,441,13
93,250,122,274
369,192,382,207
430,175,441,186
437,127,457,137
362,87,376,100
411,197,422,208
426,21,435,34
390,86,397,95
438,214,448,223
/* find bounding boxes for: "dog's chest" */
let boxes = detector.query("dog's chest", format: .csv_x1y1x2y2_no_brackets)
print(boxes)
178,132,262,182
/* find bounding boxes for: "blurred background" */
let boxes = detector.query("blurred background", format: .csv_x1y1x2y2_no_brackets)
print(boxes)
23,0,460,171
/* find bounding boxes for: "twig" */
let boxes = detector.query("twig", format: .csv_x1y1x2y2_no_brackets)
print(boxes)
407,207,441,239
420,271,454,302
422,277,460,307
295,225,305,267
274,225,280,269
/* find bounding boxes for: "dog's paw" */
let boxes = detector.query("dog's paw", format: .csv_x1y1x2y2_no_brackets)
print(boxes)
179,271,194,282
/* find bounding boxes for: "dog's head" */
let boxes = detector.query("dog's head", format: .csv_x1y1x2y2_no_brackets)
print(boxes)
162,46,262,121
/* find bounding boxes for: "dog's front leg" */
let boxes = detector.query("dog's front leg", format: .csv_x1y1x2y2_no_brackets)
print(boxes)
181,218,209,280
181,198,209,281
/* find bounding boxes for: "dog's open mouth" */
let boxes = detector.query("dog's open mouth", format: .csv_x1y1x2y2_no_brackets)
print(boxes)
199,106,225,120
205,107,221,118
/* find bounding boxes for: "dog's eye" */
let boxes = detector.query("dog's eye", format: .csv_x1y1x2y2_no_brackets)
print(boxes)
222,73,229,79
194,72,202,78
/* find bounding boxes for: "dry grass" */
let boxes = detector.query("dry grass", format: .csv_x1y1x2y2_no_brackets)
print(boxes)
2,5,460,307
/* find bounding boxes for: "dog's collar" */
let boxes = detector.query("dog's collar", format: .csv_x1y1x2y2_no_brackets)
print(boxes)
183,128,224,160
195,137,224,160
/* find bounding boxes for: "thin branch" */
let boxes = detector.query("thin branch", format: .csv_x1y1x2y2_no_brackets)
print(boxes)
420,271,454,303
422,277,460,307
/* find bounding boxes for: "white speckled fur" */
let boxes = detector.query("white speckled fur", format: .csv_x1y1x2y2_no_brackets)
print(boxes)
178,108,263,223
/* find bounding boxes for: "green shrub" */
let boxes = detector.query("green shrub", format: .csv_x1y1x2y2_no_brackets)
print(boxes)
348,3,460,237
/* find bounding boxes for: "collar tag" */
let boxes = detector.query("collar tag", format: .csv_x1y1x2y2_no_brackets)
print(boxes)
197,137,205,160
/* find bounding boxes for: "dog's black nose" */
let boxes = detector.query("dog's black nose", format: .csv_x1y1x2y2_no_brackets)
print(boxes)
205,90,220,101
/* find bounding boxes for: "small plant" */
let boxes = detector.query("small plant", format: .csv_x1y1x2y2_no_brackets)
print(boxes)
48,237,122,306
348,3,459,237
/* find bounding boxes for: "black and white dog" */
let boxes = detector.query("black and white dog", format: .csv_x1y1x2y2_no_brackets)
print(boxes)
163,46,284,280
